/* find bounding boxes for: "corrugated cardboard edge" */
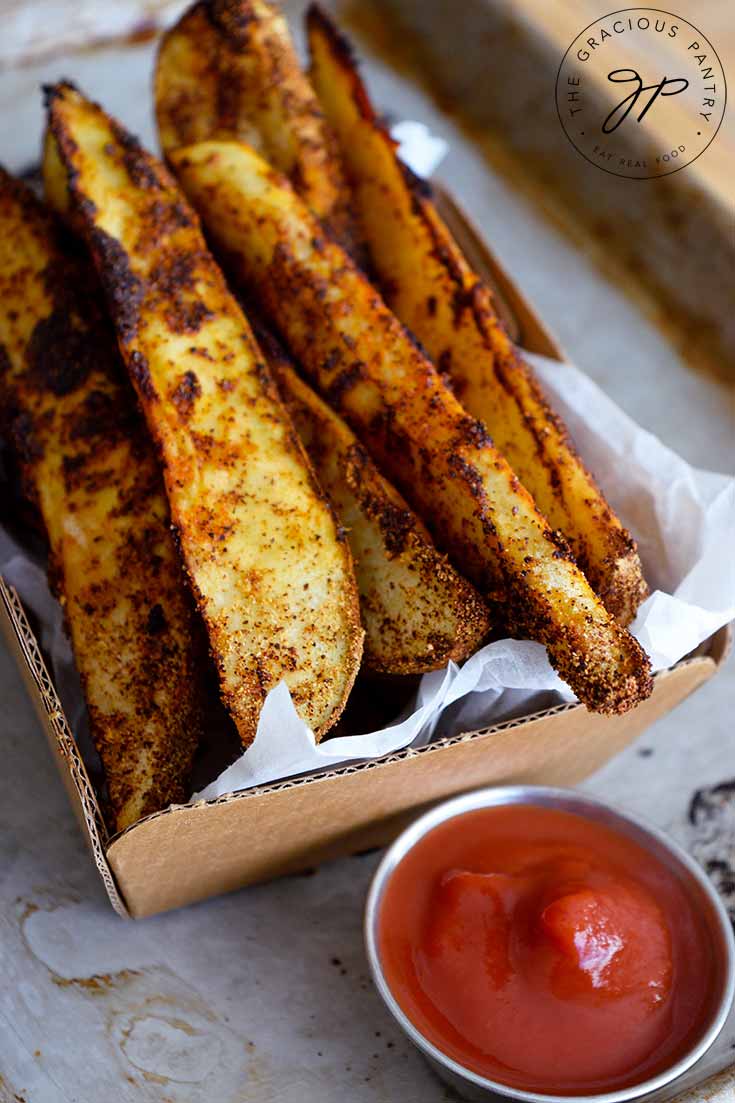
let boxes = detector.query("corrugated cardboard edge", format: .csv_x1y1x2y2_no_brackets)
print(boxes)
5,564,729,919
0,577,128,917
114,644,719,820
117,631,731,824
105,640,727,917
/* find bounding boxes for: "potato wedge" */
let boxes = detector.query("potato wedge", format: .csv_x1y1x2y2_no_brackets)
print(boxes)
168,139,652,714
0,169,203,832
44,83,363,744
255,324,492,673
307,5,648,626
155,0,359,253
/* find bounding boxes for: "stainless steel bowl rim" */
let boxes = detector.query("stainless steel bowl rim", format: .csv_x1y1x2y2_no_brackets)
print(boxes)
364,784,735,1103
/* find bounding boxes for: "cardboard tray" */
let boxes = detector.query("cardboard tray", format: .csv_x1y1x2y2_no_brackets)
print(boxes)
1,188,730,919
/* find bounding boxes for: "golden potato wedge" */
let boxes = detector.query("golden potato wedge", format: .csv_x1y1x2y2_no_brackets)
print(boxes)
307,5,648,625
168,139,652,714
155,0,359,252
0,169,203,832
255,324,492,673
44,82,363,745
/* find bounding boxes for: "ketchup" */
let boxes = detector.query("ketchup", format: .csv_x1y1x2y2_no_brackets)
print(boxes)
378,804,717,1095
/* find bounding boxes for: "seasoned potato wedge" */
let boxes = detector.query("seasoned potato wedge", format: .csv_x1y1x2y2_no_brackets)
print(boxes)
168,139,652,714
155,0,358,252
0,169,203,832
44,82,363,745
256,325,492,673
307,5,648,626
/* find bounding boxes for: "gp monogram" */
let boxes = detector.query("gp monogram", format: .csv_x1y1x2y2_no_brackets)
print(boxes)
555,8,726,179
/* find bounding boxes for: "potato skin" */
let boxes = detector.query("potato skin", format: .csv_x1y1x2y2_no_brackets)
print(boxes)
307,4,648,626
0,169,203,833
45,82,363,745
168,139,652,715
257,324,492,674
155,0,360,254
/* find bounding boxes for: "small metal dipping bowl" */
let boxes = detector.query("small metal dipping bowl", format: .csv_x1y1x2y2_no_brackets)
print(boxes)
364,786,735,1103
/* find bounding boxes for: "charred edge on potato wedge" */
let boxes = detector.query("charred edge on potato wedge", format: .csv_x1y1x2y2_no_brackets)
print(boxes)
44,81,364,745
0,167,204,833
155,0,361,255
255,322,493,673
306,3,648,626
167,138,652,715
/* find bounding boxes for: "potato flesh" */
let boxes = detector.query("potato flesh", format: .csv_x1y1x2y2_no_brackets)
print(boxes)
45,83,363,744
169,139,652,715
307,8,648,626
0,170,203,832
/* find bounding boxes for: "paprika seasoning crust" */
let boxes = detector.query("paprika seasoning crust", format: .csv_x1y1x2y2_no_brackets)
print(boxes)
154,0,361,256
43,82,364,745
258,324,492,674
167,138,652,715
0,168,204,833
306,3,648,625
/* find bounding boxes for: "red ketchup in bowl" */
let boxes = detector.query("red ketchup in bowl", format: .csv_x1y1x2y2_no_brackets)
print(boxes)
378,804,718,1096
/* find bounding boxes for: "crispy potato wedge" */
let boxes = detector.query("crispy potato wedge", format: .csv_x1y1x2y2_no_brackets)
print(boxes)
155,0,359,252
0,169,203,832
307,5,648,626
256,325,492,673
168,139,652,714
44,82,363,744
